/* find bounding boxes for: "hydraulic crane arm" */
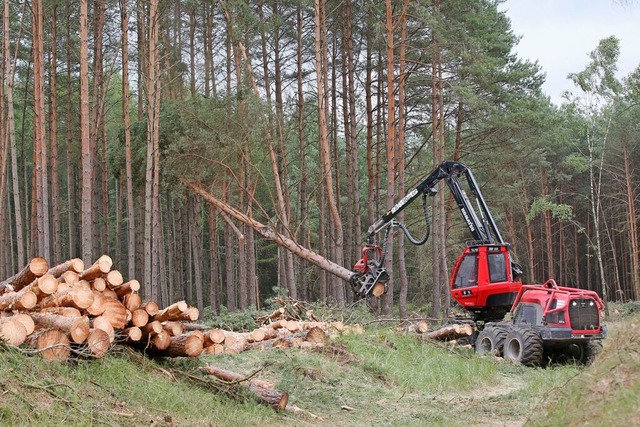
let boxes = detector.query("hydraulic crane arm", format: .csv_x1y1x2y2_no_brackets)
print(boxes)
350,160,522,298
367,161,504,244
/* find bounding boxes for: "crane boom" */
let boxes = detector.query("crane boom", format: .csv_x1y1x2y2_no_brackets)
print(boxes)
350,160,522,298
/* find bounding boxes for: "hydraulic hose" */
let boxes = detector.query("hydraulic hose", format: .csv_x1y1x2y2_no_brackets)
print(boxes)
398,193,431,246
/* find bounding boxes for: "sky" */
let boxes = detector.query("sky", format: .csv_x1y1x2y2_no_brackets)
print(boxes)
499,0,640,104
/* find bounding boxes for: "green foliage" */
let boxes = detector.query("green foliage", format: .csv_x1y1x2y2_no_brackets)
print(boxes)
568,36,622,98
620,301,640,316
205,305,261,332
563,153,589,174
528,195,573,222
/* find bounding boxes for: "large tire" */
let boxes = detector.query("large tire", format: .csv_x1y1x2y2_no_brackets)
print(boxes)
503,327,543,367
475,327,507,357
580,340,603,365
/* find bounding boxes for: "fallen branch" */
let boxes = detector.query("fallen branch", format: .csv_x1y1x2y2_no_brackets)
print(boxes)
201,365,288,411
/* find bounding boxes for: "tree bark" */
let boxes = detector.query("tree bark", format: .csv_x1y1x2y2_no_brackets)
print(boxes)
0,257,48,292
425,324,473,341
186,183,355,283
32,0,49,260
121,0,136,281
49,4,62,264
315,0,344,304
80,0,92,265
397,12,408,319
382,0,396,315
202,365,289,411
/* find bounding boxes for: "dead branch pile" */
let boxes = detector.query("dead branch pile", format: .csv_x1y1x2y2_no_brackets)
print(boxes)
257,297,320,325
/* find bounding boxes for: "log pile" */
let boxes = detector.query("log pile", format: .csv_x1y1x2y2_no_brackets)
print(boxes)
0,256,203,361
0,257,359,362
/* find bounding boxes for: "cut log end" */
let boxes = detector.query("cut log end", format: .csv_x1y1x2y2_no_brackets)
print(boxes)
36,329,71,362
1,320,27,346
87,329,110,358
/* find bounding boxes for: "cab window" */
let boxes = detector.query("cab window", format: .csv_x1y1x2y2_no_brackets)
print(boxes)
488,253,507,283
513,303,542,325
453,254,477,289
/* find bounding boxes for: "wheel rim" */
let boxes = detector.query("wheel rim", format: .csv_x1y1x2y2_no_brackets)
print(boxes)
479,336,493,353
506,338,522,360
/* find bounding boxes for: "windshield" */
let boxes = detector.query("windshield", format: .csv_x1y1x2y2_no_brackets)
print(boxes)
453,254,477,289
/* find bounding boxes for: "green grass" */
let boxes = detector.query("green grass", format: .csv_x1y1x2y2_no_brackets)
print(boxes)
0,312,638,426
528,313,640,427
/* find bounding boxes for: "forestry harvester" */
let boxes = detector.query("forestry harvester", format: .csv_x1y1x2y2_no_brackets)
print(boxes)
349,161,606,366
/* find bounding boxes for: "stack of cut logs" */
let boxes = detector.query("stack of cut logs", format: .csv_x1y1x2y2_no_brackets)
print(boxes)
0,256,343,362
0,255,203,361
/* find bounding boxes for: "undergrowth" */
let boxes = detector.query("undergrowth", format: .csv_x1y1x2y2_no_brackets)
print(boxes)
527,313,640,427
0,307,637,426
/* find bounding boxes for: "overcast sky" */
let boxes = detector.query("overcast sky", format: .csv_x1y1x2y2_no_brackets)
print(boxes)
499,0,640,104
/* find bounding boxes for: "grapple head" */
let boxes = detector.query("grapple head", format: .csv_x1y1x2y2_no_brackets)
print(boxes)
351,244,389,298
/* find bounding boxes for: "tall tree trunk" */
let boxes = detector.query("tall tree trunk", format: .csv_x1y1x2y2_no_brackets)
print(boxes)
208,205,220,314
65,7,76,259
272,0,296,300
80,0,93,265
243,158,257,309
382,0,396,315
223,182,236,311
587,123,609,304
188,4,196,98
121,0,136,280
4,0,24,268
190,196,204,313
136,1,146,122
48,5,62,264
365,18,375,227
345,0,361,277
341,25,353,300
144,0,162,301
0,1,6,277
541,173,554,278
397,12,409,319
430,0,447,318
315,0,344,304
295,4,309,301
91,0,106,257
516,167,536,283
622,142,640,299
32,0,50,259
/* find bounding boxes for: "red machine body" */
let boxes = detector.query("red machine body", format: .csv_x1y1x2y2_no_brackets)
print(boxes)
450,244,523,322
350,161,606,365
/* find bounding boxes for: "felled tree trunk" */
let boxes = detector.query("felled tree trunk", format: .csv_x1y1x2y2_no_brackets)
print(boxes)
47,258,84,278
26,329,71,361
161,334,203,357
202,365,289,411
0,257,49,292
186,182,354,282
425,323,473,341
30,313,90,344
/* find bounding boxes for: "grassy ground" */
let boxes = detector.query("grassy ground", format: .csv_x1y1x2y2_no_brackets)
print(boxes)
0,306,637,426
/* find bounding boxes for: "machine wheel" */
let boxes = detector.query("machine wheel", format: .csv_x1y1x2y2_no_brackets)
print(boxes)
554,340,603,365
475,327,507,357
503,327,543,367
580,340,603,365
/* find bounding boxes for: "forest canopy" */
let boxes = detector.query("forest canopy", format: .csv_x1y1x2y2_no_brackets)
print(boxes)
0,0,638,318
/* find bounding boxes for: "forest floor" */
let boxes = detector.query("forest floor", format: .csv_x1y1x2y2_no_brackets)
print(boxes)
0,303,638,426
